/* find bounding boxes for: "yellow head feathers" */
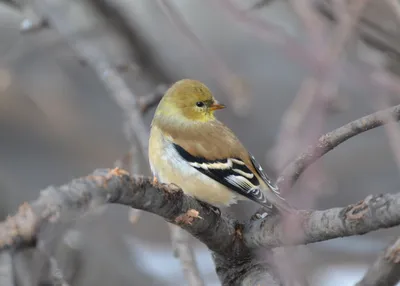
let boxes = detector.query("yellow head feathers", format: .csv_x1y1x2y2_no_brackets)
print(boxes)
154,79,225,122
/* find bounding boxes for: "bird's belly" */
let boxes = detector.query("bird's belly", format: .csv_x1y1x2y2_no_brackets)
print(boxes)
152,144,238,207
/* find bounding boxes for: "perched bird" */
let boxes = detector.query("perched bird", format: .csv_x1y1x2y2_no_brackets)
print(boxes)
148,79,293,214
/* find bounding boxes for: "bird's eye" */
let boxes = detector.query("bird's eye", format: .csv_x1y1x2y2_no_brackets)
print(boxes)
196,102,205,107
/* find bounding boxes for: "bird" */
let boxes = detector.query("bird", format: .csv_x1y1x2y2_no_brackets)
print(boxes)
148,79,294,214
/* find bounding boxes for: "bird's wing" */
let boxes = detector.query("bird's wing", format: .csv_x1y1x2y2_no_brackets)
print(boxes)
172,143,274,208
248,152,284,200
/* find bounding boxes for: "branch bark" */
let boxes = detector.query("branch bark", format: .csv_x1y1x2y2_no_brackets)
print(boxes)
356,237,400,286
246,193,400,248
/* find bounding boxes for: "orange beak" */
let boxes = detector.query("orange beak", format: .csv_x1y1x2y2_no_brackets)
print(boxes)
209,101,226,111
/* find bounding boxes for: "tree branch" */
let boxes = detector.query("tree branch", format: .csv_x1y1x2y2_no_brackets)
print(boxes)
0,169,236,256
246,192,400,248
277,104,400,190
357,236,400,286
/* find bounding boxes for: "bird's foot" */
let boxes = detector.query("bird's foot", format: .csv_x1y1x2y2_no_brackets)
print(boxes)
251,207,271,221
255,212,268,219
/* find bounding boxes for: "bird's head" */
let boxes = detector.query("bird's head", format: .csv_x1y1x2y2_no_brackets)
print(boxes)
155,79,225,123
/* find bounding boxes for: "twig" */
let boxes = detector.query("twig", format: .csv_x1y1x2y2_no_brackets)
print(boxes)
372,70,400,94
138,84,168,114
385,0,400,22
218,0,319,71
36,237,70,286
356,237,400,286
289,0,326,55
277,104,400,190
47,255,69,286
169,224,204,286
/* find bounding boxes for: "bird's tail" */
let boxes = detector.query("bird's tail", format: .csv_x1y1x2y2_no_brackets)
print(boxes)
261,188,297,215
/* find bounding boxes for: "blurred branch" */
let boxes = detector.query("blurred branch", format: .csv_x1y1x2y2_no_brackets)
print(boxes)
277,104,400,190
138,84,168,114
0,0,21,10
37,239,70,286
0,251,14,286
356,237,400,286
169,224,205,286
385,0,400,21
158,0,251,115
316,0,400,58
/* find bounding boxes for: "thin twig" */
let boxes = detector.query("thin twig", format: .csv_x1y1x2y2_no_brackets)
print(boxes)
218,0,318,71
289,0,326,55
169,224,204,286
385,0,400,21
138,84,168,114
277,104,400,190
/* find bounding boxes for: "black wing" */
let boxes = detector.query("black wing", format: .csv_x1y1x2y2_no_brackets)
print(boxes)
173,143,273,208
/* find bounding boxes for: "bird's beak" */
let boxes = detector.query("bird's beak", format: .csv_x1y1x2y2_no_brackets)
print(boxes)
209,101,226,111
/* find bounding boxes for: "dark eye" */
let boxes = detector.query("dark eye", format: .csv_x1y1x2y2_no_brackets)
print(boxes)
196,101,205,107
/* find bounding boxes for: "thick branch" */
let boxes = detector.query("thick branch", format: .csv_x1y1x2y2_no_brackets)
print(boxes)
357,237,400,286
0,169,237,256
277,104,400,190
245,193,400,248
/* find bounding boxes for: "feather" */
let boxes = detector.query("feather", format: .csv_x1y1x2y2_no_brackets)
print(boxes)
173,143,274,208
248,153,284,200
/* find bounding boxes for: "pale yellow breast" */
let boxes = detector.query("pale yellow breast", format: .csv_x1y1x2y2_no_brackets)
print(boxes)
149,125,241,207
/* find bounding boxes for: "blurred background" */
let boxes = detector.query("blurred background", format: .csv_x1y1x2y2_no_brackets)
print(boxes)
1,0,400,285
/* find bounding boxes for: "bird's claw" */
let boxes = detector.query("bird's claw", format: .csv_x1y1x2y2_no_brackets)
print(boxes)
255,212,268,219
195,199,221,216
